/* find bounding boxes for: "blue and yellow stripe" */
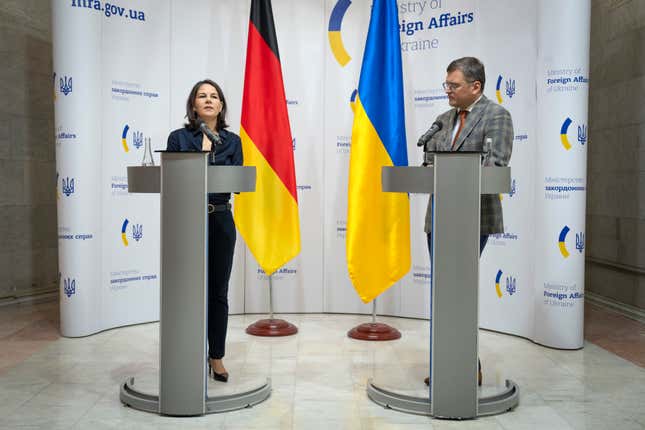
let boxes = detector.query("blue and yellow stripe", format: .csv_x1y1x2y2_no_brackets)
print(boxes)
121,219,129,246
495,270,503,298
560,118,572,150
495,75,503,104
558,225,570,258
122,125,130,152
349,88,357,112
328,0,352,66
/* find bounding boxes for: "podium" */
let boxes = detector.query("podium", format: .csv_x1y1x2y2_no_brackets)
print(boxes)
367,152,520,419
120,152,271,416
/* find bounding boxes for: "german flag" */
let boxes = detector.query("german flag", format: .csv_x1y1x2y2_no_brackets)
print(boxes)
234,0,301,276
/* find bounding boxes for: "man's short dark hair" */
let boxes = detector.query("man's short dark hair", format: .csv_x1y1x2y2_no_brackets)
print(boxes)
447,57,485,92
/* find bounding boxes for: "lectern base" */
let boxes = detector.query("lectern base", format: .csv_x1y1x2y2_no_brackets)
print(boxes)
246,318,298,336
119,377,272,416
366,378,519,418
347,323,402,341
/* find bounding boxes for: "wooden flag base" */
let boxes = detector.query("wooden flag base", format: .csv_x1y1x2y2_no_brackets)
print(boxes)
347,322,401,341
246,318,298,337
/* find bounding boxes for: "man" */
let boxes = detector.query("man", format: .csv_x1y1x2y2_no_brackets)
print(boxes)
423,57,513,386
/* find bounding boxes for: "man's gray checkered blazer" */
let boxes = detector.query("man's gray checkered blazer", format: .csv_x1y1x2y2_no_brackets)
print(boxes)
424,95,513,235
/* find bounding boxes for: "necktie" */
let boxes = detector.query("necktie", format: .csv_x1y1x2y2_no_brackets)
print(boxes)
452,110,468,149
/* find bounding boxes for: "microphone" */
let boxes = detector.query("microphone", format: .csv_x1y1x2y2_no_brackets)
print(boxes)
416,121,443,147
197,119,222,146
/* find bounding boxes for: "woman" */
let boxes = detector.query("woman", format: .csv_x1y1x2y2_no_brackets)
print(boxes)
166,79,242,382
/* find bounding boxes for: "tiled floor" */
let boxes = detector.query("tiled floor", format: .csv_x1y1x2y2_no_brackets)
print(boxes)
583,304,645,368
0,300,643,429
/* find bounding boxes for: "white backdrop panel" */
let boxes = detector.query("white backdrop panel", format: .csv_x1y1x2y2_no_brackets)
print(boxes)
54,1,110,337
477,0,538,339
100,0,169,330
534,0,590,349
54,0,589,349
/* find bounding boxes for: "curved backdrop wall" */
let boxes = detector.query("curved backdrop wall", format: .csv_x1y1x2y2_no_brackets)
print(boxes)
53,0,590,349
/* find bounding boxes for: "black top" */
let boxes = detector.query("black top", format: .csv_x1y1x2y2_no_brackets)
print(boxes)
166,126,243,205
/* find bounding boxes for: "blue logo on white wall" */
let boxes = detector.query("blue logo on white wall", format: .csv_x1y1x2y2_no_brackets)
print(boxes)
121,125,146,152
132,223,143,242
63,278,76,298
577,124,587,145
132,131,144,149
506,79,516,99
561,117,587,150
59,75,73,96
495,75,516,104
506,276,517,295
558,226,585,258
61,177,75,197
495,269,517,298
121,219,143,246
328,0,352,67
509,179,517,197
576,232,585,254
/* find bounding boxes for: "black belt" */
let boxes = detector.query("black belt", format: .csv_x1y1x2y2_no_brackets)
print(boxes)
208,203,231,214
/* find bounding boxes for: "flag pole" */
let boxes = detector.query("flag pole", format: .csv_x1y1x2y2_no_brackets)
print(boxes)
347,297,401,341
246,270,298,337
269,274,274,320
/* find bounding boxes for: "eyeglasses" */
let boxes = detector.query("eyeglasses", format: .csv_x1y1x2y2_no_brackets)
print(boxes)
442,81,474,91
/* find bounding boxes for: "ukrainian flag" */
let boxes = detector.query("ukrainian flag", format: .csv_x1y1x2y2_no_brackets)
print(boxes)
346,0,410,303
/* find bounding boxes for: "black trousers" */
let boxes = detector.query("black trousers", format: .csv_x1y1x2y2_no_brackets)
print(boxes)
207,209,236,360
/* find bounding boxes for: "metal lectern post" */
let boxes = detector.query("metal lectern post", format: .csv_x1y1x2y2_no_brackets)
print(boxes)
121,154,270,416
367,153,519,419
431,153,481,418
159,153,209,415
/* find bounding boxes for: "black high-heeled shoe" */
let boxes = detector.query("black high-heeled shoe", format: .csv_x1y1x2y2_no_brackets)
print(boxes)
208,361,229,383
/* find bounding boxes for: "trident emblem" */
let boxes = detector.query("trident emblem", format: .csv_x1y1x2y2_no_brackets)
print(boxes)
62,177,75,197
132,131,144,150
576,232,585,253
509,179,517,197
505,276,516,295
63,278,76,298
577,124,587,145
60,76,73,96
505,79,516,98
132,224,143,242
